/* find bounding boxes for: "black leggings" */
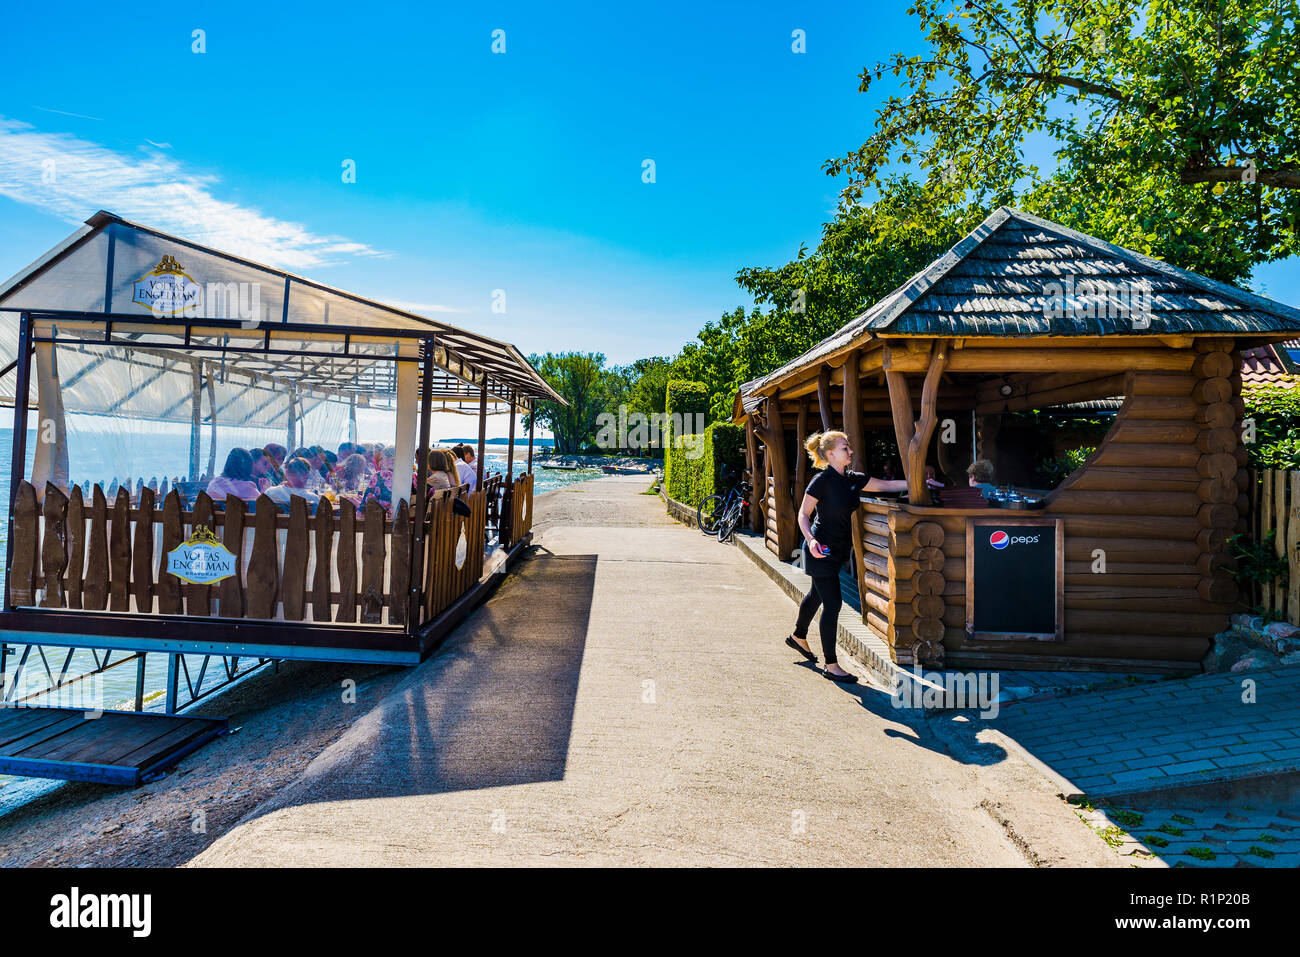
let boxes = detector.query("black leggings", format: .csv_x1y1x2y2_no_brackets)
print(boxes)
793,576,842,664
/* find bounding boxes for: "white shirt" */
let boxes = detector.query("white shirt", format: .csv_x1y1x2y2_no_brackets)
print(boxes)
265,483,321,510
456,459,478,491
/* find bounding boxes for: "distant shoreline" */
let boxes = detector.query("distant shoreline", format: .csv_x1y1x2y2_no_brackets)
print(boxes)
441,438,555,447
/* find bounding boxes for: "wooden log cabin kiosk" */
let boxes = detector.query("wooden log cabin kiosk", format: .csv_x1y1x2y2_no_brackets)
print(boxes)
734,207,1300,674
0,211,559,667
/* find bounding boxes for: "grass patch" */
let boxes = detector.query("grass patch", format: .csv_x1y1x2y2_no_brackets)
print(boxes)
1187,847,1216,861
1258,834,1280,844
1144,834,1170,848
1158,824,1185,836
1098,825,1125,848
1112,810,1144,827
1171,814,1194,825
1247,846,1275,859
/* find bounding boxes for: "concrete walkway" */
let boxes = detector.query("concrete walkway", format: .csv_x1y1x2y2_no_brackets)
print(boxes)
191,476,1112,866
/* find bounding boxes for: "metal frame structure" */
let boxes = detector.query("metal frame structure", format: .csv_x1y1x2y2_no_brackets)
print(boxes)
0,212,559,714
0,308,537,665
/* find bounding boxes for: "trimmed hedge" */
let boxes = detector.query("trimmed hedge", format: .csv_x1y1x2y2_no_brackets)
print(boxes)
663,380,709,502
663,379,744,507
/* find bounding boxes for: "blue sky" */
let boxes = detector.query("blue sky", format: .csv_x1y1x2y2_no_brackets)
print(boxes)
1,1,1297,439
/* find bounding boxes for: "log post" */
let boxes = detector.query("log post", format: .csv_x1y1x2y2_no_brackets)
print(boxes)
842,350,865,473
816,365,834,431
884,346,915,480
754,398,797,559
794,398,809,500
744,417,763,533
886,341,949,505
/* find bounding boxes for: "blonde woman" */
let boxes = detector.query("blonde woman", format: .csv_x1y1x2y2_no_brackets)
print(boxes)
785,431,940,682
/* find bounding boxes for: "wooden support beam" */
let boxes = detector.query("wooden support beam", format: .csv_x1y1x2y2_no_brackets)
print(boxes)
886,342,950,505
754,399,797,560
816,366,834,431
885,347,915,469
947,349,1194,373
907,342,949,504
745,417,763,533
842,348,865,473
794,397,808,500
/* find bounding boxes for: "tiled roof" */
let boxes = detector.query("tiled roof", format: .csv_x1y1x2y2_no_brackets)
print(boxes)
1241,343,1300,389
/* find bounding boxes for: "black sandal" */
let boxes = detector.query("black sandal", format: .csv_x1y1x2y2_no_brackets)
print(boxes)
785,634,817,662
823,668,859,684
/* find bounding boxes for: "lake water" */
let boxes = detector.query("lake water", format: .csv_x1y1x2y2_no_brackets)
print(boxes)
0,427,605,816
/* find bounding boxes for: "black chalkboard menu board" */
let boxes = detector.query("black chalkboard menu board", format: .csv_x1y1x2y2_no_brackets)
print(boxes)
965,517,1064,641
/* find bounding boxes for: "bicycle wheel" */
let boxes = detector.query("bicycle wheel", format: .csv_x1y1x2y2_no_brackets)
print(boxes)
697,494,725,534
716,503,740,542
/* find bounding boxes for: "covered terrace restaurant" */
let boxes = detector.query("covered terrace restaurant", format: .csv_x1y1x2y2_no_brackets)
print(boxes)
736,207,1300,674
0,211,560,666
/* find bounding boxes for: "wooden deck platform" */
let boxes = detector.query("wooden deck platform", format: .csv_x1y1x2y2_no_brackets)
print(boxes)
0,705,227,786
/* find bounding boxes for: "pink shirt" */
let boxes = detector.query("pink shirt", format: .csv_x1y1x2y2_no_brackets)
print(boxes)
206,475,261,501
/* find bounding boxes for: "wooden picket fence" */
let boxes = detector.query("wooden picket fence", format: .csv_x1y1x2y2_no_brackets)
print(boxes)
8,479,488,629
506,472,534,545
421,484,488,621
1245,469,1300,624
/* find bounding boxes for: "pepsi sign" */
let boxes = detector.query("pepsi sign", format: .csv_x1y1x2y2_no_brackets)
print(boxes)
968,518,1063,641
990,530,1040,549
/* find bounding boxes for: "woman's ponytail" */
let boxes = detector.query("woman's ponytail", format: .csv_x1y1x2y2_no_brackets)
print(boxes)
804,430,847,470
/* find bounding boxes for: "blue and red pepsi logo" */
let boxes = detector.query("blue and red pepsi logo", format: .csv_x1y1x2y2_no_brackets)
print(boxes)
990,530,1042,549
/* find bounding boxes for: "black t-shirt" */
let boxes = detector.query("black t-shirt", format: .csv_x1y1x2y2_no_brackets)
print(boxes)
803,467,869,575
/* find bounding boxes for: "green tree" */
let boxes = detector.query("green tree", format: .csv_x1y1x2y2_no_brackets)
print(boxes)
527,351,611,454
1243,383,1300,467
624,356,673,418
825,0,1300,284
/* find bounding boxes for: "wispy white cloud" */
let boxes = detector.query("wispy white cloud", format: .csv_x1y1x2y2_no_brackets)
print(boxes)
31,106,103,122
0,117,383,271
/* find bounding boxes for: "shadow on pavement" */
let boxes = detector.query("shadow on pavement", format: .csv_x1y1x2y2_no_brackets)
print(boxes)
230,550,598,809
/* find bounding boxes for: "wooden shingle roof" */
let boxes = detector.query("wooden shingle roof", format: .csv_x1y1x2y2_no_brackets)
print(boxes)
743,207,1300,401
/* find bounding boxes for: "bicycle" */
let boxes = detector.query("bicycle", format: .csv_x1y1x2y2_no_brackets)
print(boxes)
697,480,751,540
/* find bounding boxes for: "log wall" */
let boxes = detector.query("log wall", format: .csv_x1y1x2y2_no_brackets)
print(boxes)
854,351,1246,672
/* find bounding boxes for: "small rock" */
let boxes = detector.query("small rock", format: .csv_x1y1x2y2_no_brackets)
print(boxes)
1264,621,1300,640
1232,649,1283,671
